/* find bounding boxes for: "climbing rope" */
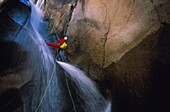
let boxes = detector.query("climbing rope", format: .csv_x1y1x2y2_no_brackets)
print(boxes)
65,72,77,112
35,64,55,112
35,60,77,112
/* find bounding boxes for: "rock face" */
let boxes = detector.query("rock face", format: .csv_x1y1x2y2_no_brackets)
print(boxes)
0,14,32,93
0,2,32,111
0,0,170,112
64,0,170,112
66,0,170,72
45,0,170,112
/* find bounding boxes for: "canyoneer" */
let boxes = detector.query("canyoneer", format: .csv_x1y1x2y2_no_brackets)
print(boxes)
46,36,68,56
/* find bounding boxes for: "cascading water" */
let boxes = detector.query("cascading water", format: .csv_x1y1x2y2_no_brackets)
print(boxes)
56,61,111,112
10,0,112,111
13,0,62,112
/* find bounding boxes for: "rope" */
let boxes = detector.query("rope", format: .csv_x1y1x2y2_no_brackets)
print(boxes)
35,59,76,112
35,64,55,112
65,73,77,112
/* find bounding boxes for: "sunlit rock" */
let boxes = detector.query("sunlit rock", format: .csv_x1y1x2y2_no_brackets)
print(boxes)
67,0,170,67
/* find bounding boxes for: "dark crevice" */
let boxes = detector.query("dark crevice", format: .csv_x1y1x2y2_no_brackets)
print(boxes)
101,17,112,71
63,0,78,36
98,0,111,71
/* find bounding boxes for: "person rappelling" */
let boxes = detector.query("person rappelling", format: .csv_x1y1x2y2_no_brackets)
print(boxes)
46,36,68,54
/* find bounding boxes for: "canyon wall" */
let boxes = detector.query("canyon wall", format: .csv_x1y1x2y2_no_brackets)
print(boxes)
0,0,170,112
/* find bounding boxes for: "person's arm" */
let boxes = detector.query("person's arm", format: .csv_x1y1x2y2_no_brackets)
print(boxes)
46,42,60,48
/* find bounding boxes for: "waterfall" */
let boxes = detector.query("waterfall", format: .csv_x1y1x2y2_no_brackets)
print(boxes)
36,0,45,9
15,0,62,112
56,61,111,112
12,0,112,111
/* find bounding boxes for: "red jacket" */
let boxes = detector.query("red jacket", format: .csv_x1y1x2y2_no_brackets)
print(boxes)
46,39,66,48
58,39,66,45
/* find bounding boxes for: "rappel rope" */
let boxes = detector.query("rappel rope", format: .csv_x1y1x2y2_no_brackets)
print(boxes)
35,0,77,111
62,2,77,112
34,60,77,112
65,72,77,112
35,65,55,112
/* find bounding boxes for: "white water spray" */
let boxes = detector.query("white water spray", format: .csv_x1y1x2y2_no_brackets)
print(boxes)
57,61,112,112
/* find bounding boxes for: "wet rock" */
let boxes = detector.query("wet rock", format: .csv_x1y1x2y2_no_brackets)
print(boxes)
58,0,170,112
0,2,32,90
0,3,31,112
44,1,73,37
1,0,170,112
